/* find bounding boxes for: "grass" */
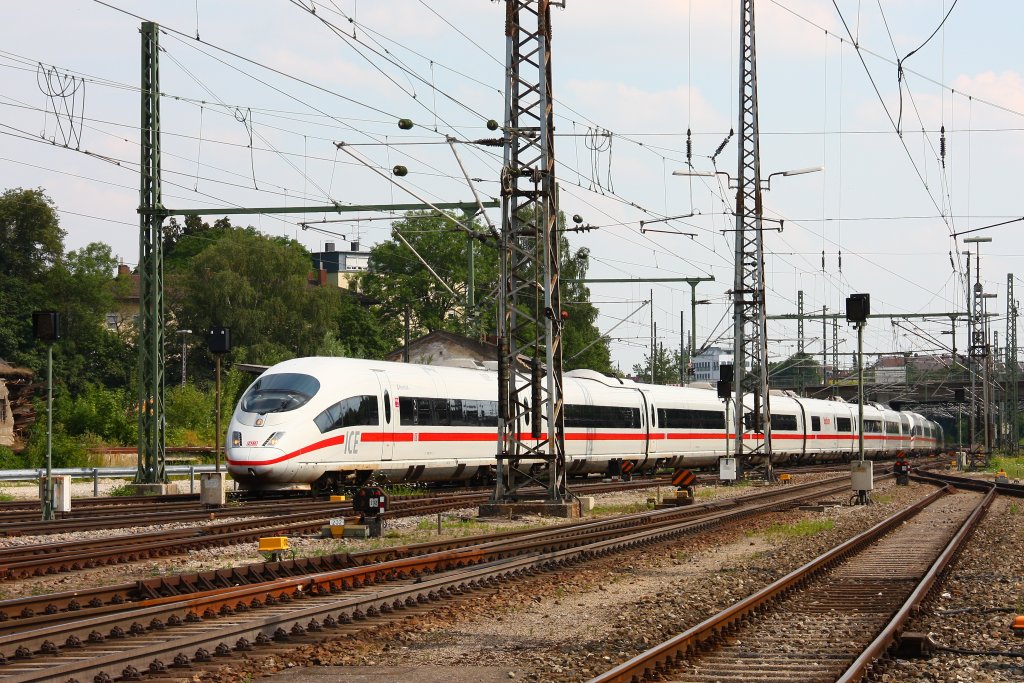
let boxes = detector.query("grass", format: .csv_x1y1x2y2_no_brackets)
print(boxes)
753,518,836,539
0,489,13,502
988,455,1024,479
108,482,137,497
415,516,487,532
382,483,430,497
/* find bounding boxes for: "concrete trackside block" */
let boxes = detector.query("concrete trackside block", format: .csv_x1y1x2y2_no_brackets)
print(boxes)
133,483,170,496
478,500,582,519
200,472,227,506
577,496,595,512
343,525,370,539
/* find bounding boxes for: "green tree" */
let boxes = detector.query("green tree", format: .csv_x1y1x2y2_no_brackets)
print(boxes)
164,216,235,272
632,346,681,384
0,188,64,369
359,211,613,373
175,226,342,365
0,187,65,281
47,242,134,391
768,352,822,388
358,212,497,339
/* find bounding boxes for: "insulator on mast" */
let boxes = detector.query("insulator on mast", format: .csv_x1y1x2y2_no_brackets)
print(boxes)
686,128,693,167
940,125,946,168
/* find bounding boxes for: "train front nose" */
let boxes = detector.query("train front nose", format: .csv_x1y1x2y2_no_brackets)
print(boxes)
226,446,290,484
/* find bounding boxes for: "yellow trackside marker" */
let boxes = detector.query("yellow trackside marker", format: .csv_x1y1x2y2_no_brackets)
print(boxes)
258,537,290,553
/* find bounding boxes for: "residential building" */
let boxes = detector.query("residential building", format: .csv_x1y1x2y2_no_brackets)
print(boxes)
309,241,371,290
691,347,733,382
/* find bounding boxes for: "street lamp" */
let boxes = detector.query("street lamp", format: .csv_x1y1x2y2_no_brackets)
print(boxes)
177,329,192,387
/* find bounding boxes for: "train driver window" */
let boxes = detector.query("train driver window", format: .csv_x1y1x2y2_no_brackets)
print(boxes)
383,391,391,423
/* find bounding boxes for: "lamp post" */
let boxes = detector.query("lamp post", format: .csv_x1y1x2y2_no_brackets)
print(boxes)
177,329,192,387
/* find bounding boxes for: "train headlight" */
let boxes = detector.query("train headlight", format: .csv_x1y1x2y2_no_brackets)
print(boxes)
263,432,286,447
232,431,242,447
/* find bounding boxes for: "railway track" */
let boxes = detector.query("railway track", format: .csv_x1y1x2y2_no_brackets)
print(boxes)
0,478,674,580
588,481,994,683
0,477,672,535
0,474,863,682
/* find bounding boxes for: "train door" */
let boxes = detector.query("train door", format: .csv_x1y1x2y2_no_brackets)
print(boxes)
577,382,594,457
373,371,395,461
793,398,809,460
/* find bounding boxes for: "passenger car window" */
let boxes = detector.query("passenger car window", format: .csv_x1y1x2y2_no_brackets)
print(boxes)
314,395,379,433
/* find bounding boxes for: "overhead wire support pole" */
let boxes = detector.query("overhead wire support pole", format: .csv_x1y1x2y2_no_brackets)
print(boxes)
1006,274,1019,455
493,0,567,505
136,21,167,486
965,237,992,465
733,0,772,480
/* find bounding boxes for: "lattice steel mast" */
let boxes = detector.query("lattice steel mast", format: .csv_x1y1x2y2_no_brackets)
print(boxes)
137,22,167,484
731,0,772,476
1007,273,1018,454
493,0,567,502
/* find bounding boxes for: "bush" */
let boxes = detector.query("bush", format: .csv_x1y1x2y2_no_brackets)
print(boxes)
22,422,102,469
56,383,136,445
0,446,25,470
166,383,214,446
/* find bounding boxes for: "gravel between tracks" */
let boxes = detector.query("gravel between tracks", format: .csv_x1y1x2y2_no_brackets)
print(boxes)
0,477,816,600
188,478,955,682
870,495,1024,683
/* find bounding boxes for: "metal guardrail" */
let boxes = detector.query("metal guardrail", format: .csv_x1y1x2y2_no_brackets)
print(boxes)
0,466,222,496
0,465,219,482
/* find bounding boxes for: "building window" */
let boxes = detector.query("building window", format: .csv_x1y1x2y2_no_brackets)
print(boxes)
105,313,119,330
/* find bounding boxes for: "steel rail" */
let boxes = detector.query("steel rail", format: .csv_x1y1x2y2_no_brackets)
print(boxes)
836,483,996,682
587,485,958,683
0,477,860,681
0,475,851,630
911,469,1024,497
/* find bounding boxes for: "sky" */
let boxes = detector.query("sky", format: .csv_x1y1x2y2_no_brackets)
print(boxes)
2,0,1022,375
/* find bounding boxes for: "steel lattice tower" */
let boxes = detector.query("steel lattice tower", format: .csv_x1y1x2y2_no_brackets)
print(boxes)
493,0,566,502
1007,273,1018,454
969,269,985,453
136,22,167,484
731,0,773,475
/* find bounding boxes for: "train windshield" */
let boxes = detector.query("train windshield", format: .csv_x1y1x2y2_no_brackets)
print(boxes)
241,373,321,414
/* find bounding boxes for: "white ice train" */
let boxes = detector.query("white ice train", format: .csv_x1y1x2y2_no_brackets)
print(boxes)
226,356,944,491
